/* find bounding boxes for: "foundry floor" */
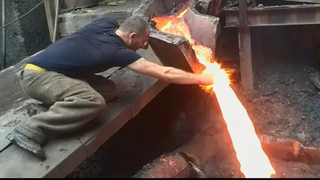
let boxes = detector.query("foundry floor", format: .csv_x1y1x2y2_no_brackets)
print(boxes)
68,26,320,177
0,46,168,178
67,71,320,178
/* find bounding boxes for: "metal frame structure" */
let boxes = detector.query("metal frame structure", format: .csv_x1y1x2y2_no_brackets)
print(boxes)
223,2,320,91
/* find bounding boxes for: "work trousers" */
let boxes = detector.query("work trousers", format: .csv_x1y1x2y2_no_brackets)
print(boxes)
14,69,118,144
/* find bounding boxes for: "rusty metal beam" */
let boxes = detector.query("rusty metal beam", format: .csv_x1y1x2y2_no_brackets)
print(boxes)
239,0,248,26
238,0,254,91
259,134,320,165
132,152,192,178
280,0,320,4
133,134,220,178
223,4,320,27
238,27,253,91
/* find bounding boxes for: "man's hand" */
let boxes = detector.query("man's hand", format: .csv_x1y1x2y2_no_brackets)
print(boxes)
198,73,214,86
127,58,214,85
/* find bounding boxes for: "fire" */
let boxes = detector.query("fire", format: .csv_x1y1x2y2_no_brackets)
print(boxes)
151,8,276,178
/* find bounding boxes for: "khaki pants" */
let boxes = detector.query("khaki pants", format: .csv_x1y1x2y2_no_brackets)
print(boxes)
14,69,118,144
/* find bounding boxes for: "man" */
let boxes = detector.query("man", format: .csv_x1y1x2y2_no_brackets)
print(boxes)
6,16,213,160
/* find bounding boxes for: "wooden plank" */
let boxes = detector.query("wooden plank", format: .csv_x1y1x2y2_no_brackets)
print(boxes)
0,46,169,178
0,53,120,154
0,134,87,178
81,71,167,158
44,0,56,42
0,127,12,152
0,51,43,152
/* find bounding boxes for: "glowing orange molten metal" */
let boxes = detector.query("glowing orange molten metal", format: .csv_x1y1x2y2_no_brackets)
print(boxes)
152,8,276,178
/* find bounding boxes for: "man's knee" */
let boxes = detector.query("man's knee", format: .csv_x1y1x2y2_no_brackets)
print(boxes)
91,93,107,111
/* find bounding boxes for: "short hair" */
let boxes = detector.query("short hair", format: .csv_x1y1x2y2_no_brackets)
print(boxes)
119,16,150,35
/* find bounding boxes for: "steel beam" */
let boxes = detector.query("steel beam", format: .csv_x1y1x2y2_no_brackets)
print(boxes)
223,4,320,27
238,0,254,91
238,27,253,91
280,0,320,4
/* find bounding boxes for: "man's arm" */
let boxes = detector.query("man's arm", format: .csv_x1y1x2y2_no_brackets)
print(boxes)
127,58,213,85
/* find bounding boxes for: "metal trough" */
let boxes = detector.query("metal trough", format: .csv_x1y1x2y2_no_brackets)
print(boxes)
133,0,220,74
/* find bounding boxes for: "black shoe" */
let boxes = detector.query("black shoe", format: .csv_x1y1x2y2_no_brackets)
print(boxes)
6,131,46,161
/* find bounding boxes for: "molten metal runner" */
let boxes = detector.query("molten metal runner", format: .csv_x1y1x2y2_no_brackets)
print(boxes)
151,8,276,178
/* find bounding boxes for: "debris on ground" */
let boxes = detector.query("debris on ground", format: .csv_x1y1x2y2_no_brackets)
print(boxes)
70,8,88,14
98,0,119,6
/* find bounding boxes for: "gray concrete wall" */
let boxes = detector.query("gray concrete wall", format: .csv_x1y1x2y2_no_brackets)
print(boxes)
58,0,142,37
0,0,51,70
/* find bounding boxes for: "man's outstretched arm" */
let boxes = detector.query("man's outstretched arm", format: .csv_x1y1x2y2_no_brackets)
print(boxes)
127,58,213,85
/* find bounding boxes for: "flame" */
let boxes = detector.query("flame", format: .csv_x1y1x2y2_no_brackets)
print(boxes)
152,8,276,178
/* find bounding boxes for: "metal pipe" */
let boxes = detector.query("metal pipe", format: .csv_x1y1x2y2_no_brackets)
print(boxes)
52,0,59,43
132,152,191,178
133,134,218,178
2,0,6,69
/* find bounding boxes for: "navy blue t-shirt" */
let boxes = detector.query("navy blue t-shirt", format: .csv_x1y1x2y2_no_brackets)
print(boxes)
29,17,142,79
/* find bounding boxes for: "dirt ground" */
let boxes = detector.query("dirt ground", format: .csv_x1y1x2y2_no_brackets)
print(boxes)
231,63,320,178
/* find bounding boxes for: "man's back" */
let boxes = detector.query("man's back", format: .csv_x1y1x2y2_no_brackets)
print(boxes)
29,17,141,79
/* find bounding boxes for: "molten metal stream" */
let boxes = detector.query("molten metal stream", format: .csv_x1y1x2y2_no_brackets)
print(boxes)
152,8,276,178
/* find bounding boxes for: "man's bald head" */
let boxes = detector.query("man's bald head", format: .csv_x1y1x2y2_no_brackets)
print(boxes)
119,16,150,35
116,16,150,51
